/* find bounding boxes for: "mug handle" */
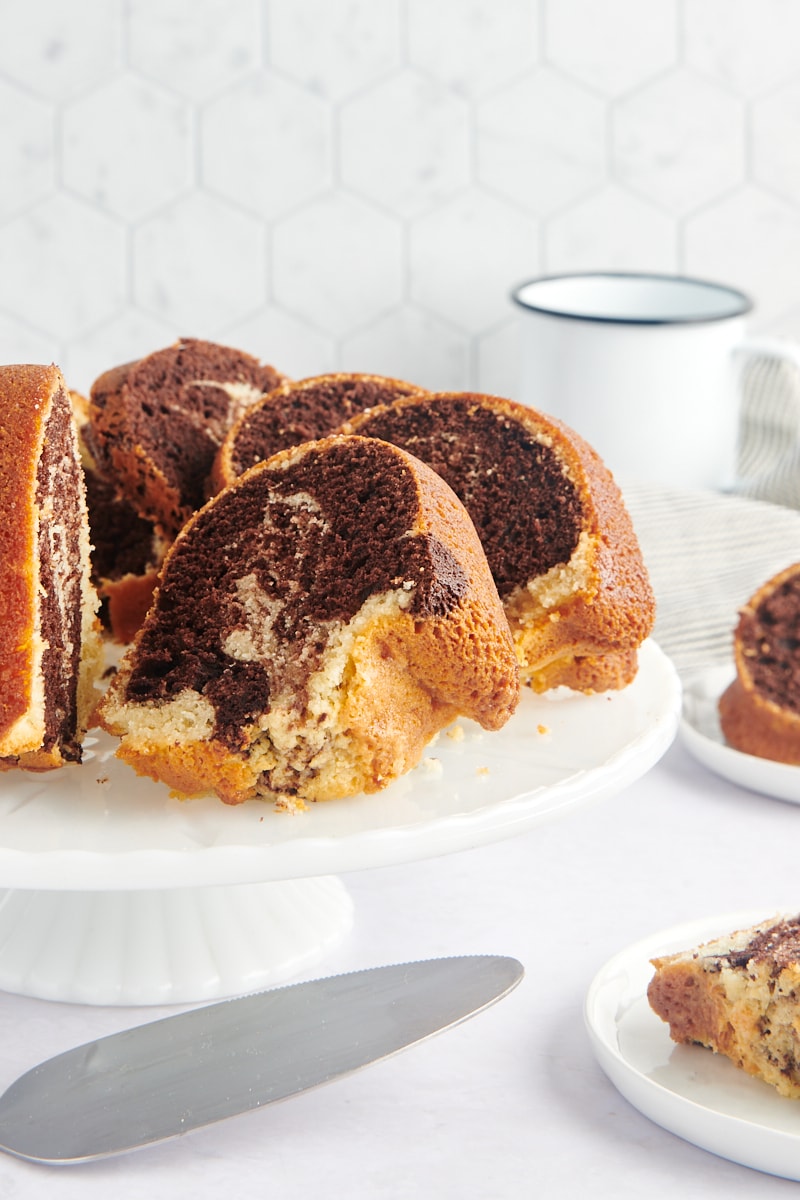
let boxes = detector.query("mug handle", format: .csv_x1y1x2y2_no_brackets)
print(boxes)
732,336,800,508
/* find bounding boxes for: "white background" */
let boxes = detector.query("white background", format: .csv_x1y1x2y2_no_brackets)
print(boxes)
1,0,800,397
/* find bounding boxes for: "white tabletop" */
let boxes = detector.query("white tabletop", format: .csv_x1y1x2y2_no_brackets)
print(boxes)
0,730,798,1198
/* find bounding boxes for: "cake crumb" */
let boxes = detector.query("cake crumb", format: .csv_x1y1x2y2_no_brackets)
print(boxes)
421,756,443,775
476,765,490,777
274,794,308,814
446,724,465,741
536,723,549,736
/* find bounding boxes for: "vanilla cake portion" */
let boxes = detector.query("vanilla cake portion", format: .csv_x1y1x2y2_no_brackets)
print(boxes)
648,914,800,1098
97,434,519,805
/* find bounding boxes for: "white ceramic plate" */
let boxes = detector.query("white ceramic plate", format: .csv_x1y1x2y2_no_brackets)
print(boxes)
0,639,680,892
585,911,800,1182
680,664,800,804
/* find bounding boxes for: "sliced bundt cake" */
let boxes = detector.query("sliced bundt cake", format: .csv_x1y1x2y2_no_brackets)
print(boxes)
210,372,426,492
0,364,102,769
97,434,519,805
88,339,285,537
344,392,655,693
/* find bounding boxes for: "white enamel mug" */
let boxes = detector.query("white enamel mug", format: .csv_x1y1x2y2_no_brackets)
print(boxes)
511,272,767,490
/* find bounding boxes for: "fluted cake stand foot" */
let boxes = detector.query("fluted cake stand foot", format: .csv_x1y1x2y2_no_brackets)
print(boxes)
0,877,354,1005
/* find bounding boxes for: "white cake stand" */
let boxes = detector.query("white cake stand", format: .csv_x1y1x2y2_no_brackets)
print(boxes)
0,640,680,1005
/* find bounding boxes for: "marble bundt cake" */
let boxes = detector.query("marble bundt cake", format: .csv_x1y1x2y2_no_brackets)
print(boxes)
719,562,800,764
97,435,520,805
210,372,426,492
648,913,800,1098
88,339,285,538
0,364,102,769
344,392,655,693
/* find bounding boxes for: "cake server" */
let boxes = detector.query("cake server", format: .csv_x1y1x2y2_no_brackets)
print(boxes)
0,953,523,1165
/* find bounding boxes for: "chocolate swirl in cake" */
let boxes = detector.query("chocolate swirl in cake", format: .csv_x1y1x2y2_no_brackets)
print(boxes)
99,434,518,804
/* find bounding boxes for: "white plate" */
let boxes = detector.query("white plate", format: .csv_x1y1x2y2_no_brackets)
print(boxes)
680,664,800,804
0,639,680,892
585,911,800,1182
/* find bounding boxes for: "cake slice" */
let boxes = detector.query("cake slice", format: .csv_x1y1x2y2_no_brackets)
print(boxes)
88,339,286,537
210,371,426,492
97,434,519,805
648,914,800,1098
0,364,103,769
71,390,165,643
719,563,800,764
344,392,655,693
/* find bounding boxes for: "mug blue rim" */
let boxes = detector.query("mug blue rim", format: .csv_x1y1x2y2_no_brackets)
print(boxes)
510,271,753,326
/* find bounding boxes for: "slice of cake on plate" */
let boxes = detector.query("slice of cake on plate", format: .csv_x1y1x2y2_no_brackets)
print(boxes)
648,913,800,1097
719,562,800,764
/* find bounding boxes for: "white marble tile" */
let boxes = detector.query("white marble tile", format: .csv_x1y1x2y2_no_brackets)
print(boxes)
475,317,522,400
0,79,54,222
0,195,125,339
476,66,605,216
268,0,402,101
684,0,800,98
0,0,122,101
0,1,797,405
545,184,677,272
406,0,538,98
340,69,471,219
272,194,404,337
219,307,336,380
0,313,61,371
132,192,266,331
684,184,800,326
62,75,192,222
409,188,538,334
545,0,677,95
340,305,470,390
612,67,744,216
201,72,331,220
752,80,800,207
128,0,261,101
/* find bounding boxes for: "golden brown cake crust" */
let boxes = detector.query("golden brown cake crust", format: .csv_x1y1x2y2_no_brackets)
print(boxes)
98,434,519,805
0,364,55,750
719,563,800,764
345,392,655,693
648,915,800,1098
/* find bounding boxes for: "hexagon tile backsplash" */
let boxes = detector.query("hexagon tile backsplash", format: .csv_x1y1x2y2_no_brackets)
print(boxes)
1,0,800,396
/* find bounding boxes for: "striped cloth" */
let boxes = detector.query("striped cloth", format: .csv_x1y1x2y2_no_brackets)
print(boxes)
623,482,800,677
620,339,800,676
735,342,800,510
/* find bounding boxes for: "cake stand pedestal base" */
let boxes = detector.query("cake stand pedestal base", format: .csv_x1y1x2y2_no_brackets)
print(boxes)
0,877,354,1006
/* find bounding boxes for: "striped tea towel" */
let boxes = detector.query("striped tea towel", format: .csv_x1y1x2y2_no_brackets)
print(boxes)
623,482,800,677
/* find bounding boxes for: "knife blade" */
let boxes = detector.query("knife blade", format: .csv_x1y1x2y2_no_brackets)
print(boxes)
0,953,523,1165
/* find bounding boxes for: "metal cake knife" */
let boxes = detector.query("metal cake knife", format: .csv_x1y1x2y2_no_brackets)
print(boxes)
0,954,523,1164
